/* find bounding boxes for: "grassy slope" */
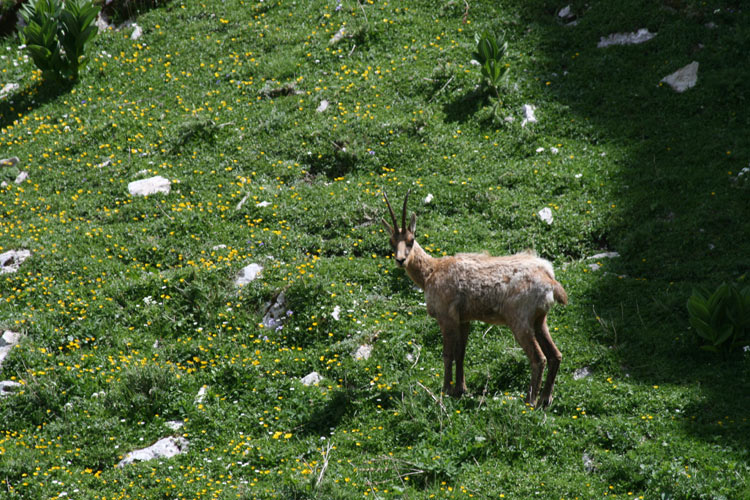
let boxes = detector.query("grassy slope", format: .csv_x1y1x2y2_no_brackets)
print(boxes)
1,0,749,498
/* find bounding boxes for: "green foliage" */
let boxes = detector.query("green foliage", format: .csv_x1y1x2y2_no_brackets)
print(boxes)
93,0,167,25
687,277,750,354
19,0,99,81
473,30,509,98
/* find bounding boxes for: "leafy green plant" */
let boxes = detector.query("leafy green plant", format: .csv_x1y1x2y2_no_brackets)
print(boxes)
473,30,509,100
686,278,750,354
20,0,99,81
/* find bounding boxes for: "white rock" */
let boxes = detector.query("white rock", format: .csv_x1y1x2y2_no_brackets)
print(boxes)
263,292,287,329
588,263,601,271
538,207,554,225
130,24,142,40
573,366,593,380
550,147,559,154
165,421,184,431
13,171,28,184
597,28,656,48
0,380,22,397
116,437,189,467
236,194,249,210
332,305,341,321
583,452,596,472
661,61,699,93
0,83,19,98
423,193,434,204
589,252,620,260
95,13,112,33
469,59,481,66
354,344,373,361
558,5,572,19
0,330,22,371
316,100,329,112
235,263,262,286
95,159,112,169
0,249,31,274
1,156,19,166
128,176,171,196
536,147,545,153
329,27,347,45
256,201,271,207
521,104,537,127
194,386,208,405
300,371,323,386
212,244,227,251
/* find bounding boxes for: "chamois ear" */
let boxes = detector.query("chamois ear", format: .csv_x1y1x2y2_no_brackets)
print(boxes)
382,218,395,236
408,213,416,234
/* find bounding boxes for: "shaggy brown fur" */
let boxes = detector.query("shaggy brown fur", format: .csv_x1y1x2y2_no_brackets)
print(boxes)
383,190,567,408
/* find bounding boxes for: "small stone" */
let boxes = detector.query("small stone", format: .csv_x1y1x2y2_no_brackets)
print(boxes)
538,207,553,225
316,100,329,112
354,344,373,361
300,372,323,386
235,263,262,285
212,244,227,251
589,252,620,260
573,366,593,380
130,23,142,40
165,421,184,431
95,13,112,32
521,104,537,127
332,305,341,321
423,193,434,204
128,176,171,196
0,330,22,371
0,156,19,167
661,61,699,93
116,437,189,467
0,249,31,275
0,83,19,98
263,292,287,329
14,171,28,184
0,380,22,397
329,27,347,45
558,5,572,19
194,386,208,405
235,194,249,210
256,201,271,207
588,263,601,271
597,29,656,48
582,452,596,472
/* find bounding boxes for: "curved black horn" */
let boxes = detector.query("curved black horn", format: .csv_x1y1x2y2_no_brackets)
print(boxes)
401,189,411,230
383,190,399,230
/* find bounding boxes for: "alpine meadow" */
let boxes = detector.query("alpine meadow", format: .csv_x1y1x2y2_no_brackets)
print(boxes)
1,1,749,499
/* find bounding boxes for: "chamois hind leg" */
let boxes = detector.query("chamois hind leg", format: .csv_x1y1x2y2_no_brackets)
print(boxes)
438,317,461,397
535,315,562,408
510,322,547,407
454,322,471,396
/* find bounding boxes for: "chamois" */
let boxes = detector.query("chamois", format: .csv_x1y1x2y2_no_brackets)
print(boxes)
382,190,567,408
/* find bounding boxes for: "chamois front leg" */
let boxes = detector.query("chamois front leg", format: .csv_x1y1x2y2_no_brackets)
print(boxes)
511,322,547,407
438,317,461,397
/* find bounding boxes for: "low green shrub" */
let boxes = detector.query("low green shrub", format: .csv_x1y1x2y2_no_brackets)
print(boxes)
19,0,98,81
686,277,750,354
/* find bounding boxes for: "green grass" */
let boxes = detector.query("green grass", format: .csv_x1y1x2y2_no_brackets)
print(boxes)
1,0,749,498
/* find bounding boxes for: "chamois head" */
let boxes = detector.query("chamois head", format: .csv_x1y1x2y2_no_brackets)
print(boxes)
382,189,416,267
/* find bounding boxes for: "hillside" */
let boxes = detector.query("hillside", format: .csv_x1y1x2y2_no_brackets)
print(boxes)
1,0,749,498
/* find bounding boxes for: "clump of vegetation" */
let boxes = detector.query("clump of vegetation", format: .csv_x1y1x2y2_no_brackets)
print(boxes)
473,30,509,100
687,277,750,354
93,0,167,25
19,0,99,81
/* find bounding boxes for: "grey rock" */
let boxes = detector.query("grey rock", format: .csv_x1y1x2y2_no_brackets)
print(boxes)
116,437,189,467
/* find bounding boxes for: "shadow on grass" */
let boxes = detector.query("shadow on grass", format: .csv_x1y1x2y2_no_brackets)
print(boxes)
502,0,750,453
0,79,73,130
